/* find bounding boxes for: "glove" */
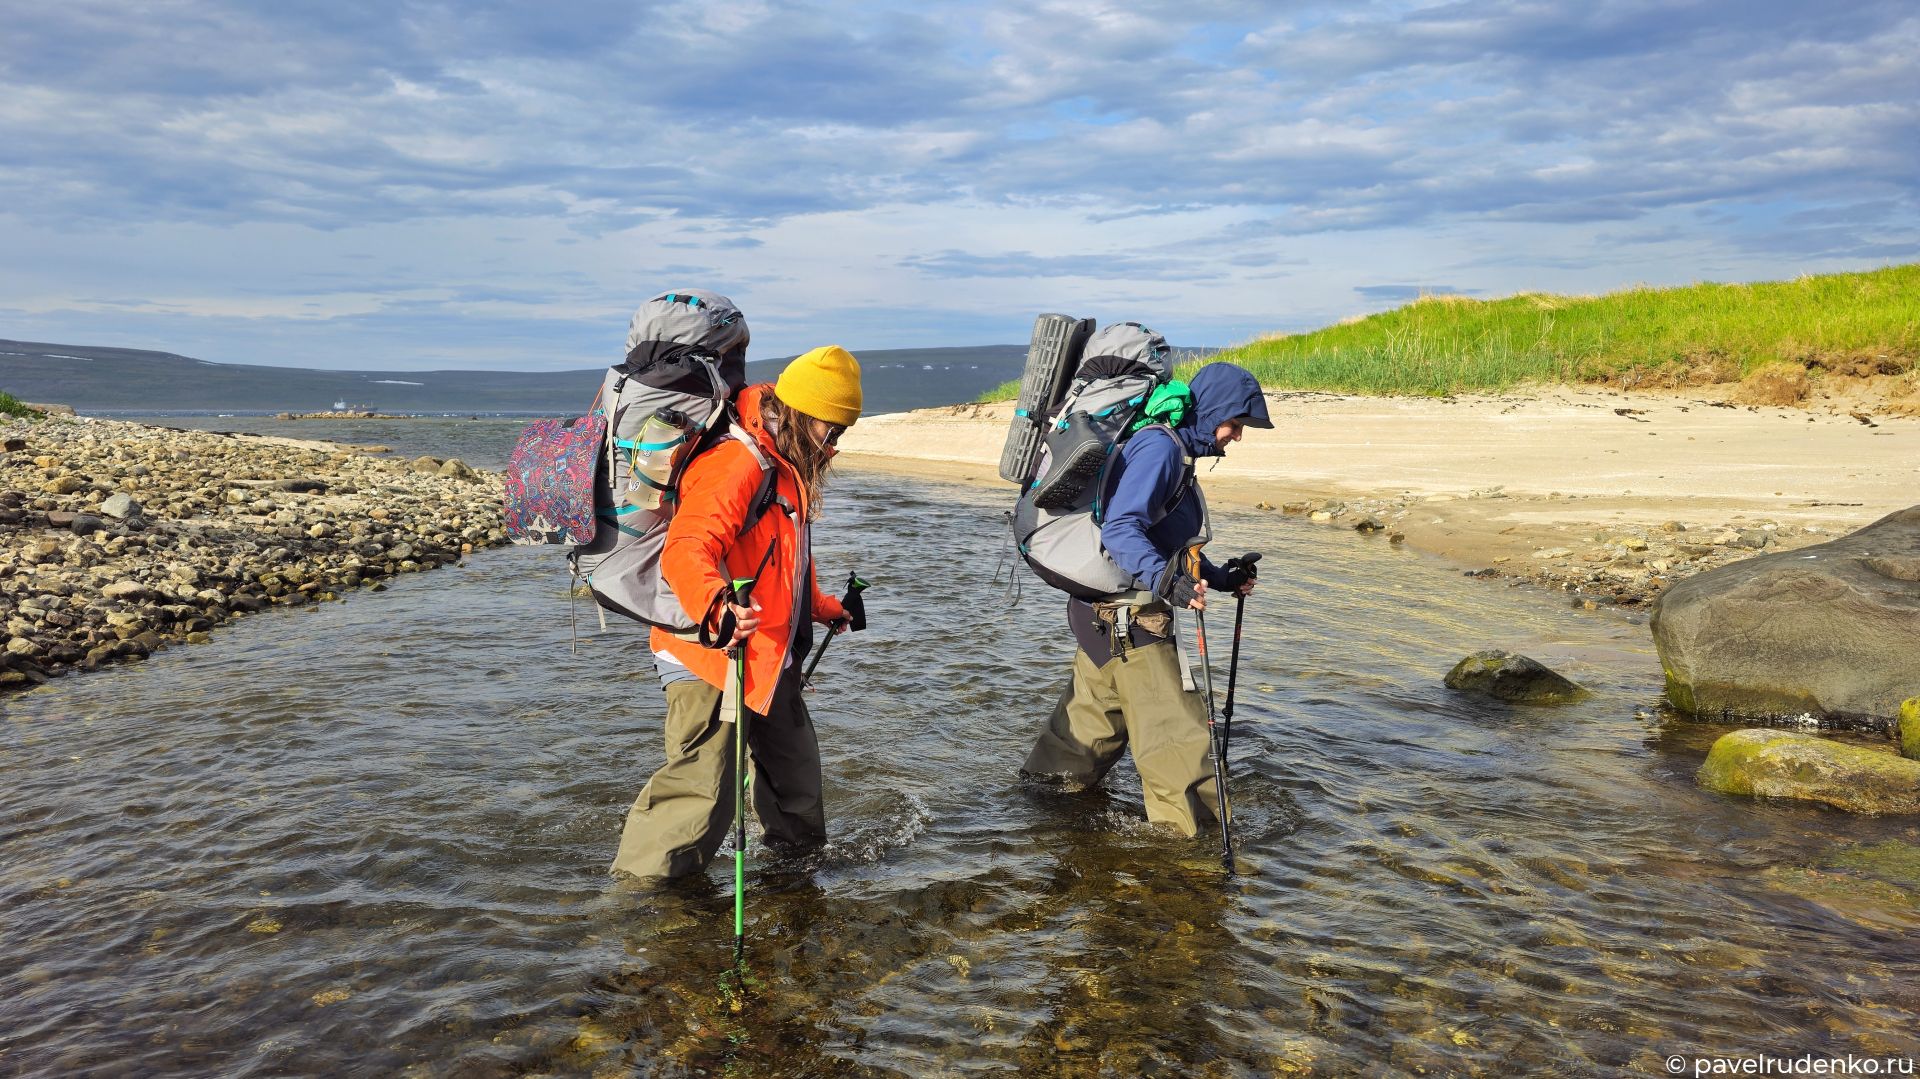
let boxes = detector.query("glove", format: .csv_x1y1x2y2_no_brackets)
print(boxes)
1157,564,1204,609
1221,552,1262,592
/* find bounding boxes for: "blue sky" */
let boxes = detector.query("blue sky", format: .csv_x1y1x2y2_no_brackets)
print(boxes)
1,0,1915,371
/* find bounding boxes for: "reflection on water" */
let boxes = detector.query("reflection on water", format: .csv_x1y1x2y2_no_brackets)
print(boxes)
3,472,1917,1077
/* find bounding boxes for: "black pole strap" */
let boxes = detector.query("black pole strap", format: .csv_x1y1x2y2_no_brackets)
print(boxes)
803,572,870,686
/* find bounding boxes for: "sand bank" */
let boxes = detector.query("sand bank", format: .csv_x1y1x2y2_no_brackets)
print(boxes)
836,388,1920,606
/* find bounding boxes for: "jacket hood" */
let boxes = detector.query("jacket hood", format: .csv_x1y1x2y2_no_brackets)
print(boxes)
733,384,780,458
1177,363,1272,457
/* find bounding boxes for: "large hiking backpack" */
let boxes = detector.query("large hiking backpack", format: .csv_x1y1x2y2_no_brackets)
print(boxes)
574,291,773,632
1010,321,1206,600
502,289,770,632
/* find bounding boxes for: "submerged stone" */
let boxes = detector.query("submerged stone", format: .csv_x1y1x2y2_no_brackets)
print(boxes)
1829,839,1920,888
1697,729,1920,814
1763,839,1920,929
1442,650,1588,704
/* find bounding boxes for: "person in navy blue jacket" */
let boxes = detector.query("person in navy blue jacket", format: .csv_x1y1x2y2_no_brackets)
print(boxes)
1020,361,1273,836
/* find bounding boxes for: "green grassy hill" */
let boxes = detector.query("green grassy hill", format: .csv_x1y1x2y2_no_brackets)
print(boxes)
983,264,1919,400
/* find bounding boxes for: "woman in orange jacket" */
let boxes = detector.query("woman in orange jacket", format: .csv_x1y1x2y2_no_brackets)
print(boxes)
611,345,863,881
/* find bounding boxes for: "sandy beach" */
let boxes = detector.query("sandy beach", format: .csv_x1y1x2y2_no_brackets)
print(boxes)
838,387,1920,605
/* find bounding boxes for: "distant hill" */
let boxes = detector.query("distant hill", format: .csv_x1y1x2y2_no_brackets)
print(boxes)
0,340,1032,415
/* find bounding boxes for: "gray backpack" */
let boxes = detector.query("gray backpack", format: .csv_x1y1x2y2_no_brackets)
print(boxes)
571,291,778,631
1012,322,1206,600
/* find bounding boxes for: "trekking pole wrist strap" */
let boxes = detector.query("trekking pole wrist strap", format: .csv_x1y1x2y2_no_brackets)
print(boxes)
699,588,735,649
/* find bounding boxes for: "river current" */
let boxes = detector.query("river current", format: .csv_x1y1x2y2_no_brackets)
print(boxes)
3,417,1917,1076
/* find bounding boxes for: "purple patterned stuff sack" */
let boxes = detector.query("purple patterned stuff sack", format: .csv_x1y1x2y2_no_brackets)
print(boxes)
502,412,607,545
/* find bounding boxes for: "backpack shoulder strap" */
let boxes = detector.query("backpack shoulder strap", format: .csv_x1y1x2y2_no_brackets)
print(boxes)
729,427,790,533
1091,422,1192,526
1134,423,1195,521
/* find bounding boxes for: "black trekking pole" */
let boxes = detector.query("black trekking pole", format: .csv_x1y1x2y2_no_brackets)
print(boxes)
1187,547,1235,874
802,572,869,688
1220,553,1261,759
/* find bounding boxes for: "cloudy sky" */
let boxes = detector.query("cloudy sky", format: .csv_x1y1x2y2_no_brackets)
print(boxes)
2,0,1916,370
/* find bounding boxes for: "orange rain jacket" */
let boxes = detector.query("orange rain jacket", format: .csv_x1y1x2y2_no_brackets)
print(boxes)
650,384,848,712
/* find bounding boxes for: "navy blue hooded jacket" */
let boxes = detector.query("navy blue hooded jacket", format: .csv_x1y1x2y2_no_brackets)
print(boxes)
1097,362,1273,594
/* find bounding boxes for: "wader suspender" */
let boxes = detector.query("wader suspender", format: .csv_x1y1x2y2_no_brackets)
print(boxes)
1099,425,1204,689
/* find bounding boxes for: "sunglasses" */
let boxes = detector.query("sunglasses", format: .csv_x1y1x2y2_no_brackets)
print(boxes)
815,419,846,447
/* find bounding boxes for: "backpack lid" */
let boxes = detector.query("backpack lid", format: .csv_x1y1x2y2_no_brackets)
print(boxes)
626,290,750,392
1079,322,1172,381
618,340,728,397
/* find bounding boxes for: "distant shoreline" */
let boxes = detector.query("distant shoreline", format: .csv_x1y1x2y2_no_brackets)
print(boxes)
275,411,416,420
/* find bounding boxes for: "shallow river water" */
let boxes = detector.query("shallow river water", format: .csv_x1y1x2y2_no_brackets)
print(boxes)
4,462,1918,1077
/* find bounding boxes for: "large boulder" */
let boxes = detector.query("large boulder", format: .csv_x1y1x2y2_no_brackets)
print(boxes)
1697,729,1920,814
1651,505,1920,725
1442,650,1588,703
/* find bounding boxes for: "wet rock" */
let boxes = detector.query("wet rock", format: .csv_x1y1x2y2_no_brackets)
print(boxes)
1651,505,1920,725
1442,650,1588,704
101,581,155,601
100,492,140,519
1697,729,1920,814
273,478,329,493
1353,514,1385,532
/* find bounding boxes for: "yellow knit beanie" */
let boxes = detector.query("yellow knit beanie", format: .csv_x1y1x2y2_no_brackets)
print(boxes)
774,345,863,427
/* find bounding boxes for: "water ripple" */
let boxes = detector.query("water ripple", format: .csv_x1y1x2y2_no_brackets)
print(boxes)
2,473,1916,1076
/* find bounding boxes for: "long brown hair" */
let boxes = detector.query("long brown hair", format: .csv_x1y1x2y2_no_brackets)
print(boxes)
759,392,835,519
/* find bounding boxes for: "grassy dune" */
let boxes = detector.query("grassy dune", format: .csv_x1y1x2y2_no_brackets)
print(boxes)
981,264,1919,400
0,392,43,419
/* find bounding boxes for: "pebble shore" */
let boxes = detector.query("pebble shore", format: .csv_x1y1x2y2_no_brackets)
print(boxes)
1261,491,1829,608
0,415,506,693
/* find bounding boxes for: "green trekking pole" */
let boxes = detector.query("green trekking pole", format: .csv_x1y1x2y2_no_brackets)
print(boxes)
1187,548,1234,873
725,574,756,970
802,572,870,687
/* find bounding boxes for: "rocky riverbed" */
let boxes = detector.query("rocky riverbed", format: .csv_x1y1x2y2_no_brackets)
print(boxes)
0,415,506,693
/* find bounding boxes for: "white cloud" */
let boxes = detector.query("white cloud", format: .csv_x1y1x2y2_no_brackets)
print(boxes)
0,0,1914,369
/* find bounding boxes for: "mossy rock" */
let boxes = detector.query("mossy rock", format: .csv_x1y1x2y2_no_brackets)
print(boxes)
1697,729,1920,814
1902,697,1920,761
1442,650,1588,704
